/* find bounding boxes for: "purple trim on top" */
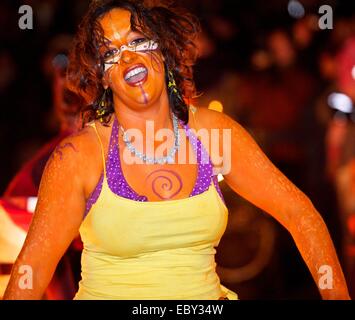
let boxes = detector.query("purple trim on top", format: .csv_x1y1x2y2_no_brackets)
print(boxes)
212,175,225,205
106,118,148,202
84,173,104,216
182,122,213,196
84,117,225,217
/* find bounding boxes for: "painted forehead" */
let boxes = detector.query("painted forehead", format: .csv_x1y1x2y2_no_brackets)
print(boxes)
99,8,134,42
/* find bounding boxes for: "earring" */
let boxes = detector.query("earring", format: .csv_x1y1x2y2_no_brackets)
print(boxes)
96,88,111,122
167,69,183,101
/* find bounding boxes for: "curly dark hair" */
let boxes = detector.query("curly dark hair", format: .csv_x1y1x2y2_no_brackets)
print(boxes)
67,0,200,125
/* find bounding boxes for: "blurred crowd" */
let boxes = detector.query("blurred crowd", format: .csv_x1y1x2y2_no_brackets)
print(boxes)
0,0,354,299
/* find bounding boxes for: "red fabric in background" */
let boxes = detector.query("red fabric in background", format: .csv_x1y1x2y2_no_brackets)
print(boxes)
4,132,69,198
0,199,33,232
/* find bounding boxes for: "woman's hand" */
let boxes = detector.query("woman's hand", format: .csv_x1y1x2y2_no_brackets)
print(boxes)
195,108,350,300
2,131,92,300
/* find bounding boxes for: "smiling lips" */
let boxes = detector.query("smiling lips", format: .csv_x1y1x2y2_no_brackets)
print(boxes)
124,64,148,86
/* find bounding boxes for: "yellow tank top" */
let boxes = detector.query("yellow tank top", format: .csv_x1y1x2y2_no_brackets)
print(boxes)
73,117,238,300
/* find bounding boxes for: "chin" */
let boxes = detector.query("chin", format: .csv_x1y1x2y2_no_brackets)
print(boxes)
127,99,154,109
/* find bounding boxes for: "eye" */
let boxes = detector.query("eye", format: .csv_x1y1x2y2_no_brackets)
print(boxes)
129,38,147,46
103,48,118,59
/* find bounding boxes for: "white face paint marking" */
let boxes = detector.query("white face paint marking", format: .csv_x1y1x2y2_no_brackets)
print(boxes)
104,40,159,72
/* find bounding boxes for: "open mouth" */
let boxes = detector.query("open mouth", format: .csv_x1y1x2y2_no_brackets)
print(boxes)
123,64,148,86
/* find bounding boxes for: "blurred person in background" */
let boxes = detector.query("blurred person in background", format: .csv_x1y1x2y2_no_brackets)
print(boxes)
326,37,355,297
4,34,82,197
335,121,355,299
0,34,82,299
230,27,320,298
310,14,355,296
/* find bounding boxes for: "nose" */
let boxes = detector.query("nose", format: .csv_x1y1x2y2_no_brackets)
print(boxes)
120,50,136,64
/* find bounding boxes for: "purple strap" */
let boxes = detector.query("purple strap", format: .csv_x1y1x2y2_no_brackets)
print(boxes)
84,117,225,216
107,118,148,201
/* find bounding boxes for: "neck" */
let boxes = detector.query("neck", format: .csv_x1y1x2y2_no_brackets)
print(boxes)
113,88,173,133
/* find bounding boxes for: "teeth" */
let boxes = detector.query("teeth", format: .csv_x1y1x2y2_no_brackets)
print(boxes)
124,67,147,81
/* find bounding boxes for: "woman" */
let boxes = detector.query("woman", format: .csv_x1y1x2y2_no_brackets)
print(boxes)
4,0,350,299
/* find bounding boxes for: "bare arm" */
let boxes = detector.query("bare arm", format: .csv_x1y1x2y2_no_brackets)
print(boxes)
197,108,350,299
3,136,87,299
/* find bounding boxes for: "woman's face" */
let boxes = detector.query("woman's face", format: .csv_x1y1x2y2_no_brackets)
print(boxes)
99,8,166,109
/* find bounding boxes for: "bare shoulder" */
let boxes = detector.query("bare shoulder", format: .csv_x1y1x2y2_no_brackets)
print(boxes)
190,106,256,166
52,117,114,160
50,125,98,165
190,105,243,132
43,122,106,189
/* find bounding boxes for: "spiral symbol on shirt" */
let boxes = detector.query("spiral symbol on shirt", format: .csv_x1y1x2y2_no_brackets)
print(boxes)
146,169,183,200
